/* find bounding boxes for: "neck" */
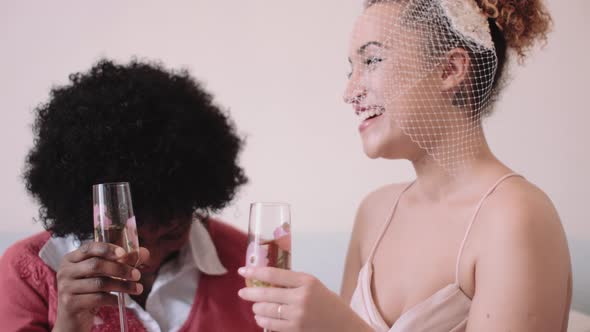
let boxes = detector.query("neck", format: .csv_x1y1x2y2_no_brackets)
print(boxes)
409,133,505,202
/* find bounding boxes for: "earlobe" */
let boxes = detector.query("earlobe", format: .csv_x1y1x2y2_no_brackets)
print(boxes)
441,48,471,92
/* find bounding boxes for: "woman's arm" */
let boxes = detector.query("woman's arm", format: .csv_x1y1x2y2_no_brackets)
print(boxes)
466,188,572,332
0,243,52,331
236,184,406,332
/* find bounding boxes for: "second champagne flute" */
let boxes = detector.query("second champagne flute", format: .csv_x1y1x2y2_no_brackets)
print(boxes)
246,202,291,332
93,182,140,332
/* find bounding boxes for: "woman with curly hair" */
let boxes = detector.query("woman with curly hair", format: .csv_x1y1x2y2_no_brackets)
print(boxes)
0,59,258,332
238,0,572,331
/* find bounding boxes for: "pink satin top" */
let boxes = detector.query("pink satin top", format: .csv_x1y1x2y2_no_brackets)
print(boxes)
350,173,522,332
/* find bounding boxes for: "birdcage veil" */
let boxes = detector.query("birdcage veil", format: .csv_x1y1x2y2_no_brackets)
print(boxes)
348,0,497,174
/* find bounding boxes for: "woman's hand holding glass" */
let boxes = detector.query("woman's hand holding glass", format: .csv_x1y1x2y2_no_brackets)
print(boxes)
238,267,372,332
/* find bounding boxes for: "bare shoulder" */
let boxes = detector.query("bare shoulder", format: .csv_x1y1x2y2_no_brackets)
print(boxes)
475,175,571,295
467,177,572,330
353,182,411,263
477,176,565,243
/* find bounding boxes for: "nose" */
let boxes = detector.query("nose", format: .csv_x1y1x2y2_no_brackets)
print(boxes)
343,73,367,104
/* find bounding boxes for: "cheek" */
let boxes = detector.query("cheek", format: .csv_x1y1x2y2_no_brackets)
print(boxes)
368,71,388,100
373,65,406,105
382,112,405,139
142,237,188,257
163,231,189,252
145,241,185,267
164,240,187,253
157,235,189,255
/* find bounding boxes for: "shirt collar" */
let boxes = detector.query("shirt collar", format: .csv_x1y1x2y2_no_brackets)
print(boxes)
39,219,227,276
187,220,227,275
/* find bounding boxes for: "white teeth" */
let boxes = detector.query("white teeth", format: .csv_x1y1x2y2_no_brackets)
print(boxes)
357,107,384,121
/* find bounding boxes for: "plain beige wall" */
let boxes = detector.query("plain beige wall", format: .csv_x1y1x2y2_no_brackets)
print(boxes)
1,0,588,311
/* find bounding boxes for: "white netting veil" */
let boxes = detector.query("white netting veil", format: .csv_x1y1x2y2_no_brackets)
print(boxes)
346,0,498,174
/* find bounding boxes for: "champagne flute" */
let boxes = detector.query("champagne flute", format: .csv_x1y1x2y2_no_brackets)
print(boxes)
93,182,140,332
246,202,291,332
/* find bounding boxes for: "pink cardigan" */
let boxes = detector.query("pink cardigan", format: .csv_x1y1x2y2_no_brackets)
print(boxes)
0,221,260,332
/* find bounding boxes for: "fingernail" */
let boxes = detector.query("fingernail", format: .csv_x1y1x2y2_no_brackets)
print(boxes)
237,289,244,297
131,269,141,280
136,283,143,294
115,247,126,257
238,267,247,275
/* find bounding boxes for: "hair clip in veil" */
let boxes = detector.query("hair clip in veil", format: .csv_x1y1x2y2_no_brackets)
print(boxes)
440,0,494,49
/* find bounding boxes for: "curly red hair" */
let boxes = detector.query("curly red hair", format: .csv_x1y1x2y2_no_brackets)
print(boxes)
477,0,552,58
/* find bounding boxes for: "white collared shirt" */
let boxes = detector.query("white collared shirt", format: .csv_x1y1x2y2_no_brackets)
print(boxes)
39,220,227,332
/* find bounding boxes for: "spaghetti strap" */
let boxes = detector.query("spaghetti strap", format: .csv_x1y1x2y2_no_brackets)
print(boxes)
367,181,415,263
454,172,524,282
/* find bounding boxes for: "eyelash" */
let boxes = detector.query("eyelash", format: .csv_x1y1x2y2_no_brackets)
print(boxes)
347,57,384,79
364,57,383,66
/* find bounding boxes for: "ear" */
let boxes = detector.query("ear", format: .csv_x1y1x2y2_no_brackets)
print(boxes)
440,48,471,92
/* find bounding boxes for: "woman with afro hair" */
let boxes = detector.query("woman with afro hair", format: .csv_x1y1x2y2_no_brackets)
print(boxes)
0,58,259,332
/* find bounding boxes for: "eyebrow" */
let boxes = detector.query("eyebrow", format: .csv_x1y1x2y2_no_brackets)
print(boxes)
358,41,384,54
348,41,385,63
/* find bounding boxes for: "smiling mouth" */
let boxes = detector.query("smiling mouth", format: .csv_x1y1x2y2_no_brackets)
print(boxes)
357,106,385,121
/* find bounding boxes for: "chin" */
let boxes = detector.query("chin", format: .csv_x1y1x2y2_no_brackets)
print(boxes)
361,137,411,161
364,151,381,159
361,141,385,159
